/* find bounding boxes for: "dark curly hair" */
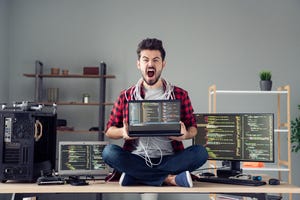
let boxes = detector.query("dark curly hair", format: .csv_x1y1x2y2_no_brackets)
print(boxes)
136,38,166,61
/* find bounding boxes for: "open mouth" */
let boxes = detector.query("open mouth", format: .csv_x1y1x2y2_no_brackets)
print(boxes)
147,68,155,78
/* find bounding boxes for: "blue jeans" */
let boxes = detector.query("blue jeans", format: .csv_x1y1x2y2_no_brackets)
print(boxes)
102,143,208,186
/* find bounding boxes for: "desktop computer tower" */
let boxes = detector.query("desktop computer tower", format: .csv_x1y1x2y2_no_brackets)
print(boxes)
0,102,57,182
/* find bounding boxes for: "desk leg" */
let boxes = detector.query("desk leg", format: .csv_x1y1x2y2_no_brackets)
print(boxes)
96,193,102,200
250,193,267,200
10,193,15,200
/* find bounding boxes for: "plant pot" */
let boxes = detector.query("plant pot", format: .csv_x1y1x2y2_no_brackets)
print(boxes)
260,80,272,91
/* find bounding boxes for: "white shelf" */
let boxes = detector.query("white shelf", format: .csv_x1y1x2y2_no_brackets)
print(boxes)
209,90,288,95
207,163,290,173
243,166,290,172
275,129,289,133
207,85,292,199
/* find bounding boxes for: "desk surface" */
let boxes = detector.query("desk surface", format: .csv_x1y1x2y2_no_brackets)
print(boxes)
0,181,300,194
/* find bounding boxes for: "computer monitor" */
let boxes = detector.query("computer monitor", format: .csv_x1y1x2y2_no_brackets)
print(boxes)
58,141,109,180
194,113,274,177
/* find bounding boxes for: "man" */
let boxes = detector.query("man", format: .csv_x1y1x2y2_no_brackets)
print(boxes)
102,38,208,187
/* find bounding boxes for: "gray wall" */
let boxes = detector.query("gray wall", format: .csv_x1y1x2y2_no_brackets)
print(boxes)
0,0,9,103
0,1,10,199
1,0,300,199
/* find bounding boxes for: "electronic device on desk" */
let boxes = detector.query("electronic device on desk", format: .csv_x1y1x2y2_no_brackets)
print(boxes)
200,172,215,177
57,141,109,181
37,175,65,185
66,176,89,186
0,102,57,183
194,113,274,178
196,176,267,186
269,178,280,185
37,170,65,185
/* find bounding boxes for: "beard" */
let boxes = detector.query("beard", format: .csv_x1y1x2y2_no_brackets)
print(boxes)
142,75,161,86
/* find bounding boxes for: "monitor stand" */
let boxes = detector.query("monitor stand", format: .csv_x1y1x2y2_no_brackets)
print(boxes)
216,161,243,178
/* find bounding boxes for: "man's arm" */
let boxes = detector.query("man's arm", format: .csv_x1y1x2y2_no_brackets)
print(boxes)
185,126,197,139
105,90,129,139
105,120,136,140
105,126,124,139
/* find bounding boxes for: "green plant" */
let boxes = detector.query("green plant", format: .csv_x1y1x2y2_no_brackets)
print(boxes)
291,104,300,153
259,70,272,81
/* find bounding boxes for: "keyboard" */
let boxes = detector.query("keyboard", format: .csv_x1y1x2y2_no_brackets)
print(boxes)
197,177,266,186
37,176,65,185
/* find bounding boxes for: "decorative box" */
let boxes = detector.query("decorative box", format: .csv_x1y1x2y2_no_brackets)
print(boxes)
83,66,99,75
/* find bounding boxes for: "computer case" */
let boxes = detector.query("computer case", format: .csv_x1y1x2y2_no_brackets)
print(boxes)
0,103,57,182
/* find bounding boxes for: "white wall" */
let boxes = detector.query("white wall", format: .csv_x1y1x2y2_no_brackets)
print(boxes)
3,0,300,199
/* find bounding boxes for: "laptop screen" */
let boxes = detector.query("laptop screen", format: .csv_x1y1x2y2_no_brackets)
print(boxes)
128,100,181,136
58,141,109,179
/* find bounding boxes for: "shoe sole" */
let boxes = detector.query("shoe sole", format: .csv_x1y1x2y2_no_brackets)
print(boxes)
185,171,193,188
119,173,125,186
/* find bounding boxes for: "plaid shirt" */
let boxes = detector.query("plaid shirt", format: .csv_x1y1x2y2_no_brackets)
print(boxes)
106,81,197,152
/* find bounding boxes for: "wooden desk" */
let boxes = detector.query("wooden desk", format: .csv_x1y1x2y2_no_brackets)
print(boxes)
0,181,300,194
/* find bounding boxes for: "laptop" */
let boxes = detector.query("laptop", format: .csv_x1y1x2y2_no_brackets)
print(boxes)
57,141,109,180
128,99,182,137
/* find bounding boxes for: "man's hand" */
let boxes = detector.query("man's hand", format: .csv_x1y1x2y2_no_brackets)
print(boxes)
169,121,197,141
122,119,137,140
105,119,137,140
169,121,187,141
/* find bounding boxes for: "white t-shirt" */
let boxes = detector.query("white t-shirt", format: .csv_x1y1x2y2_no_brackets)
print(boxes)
131,86,174,158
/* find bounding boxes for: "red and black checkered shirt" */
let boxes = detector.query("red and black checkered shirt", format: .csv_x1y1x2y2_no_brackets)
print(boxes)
105,82,197,152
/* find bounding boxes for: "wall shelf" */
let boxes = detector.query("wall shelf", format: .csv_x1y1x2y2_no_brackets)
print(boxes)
23,73,115,79
39,102,114,106
24,60,115,140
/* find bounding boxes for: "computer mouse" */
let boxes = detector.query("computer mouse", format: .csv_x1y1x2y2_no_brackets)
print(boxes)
269,178,280,185
200,172,215,177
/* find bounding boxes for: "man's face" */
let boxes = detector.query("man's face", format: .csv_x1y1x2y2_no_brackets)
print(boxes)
137,49,166,86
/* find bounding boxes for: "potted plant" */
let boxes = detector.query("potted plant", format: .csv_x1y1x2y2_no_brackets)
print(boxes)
291,104,300,153
259,70,272,91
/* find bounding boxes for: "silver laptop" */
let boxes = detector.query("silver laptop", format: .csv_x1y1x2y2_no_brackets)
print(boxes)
128,100,182,137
